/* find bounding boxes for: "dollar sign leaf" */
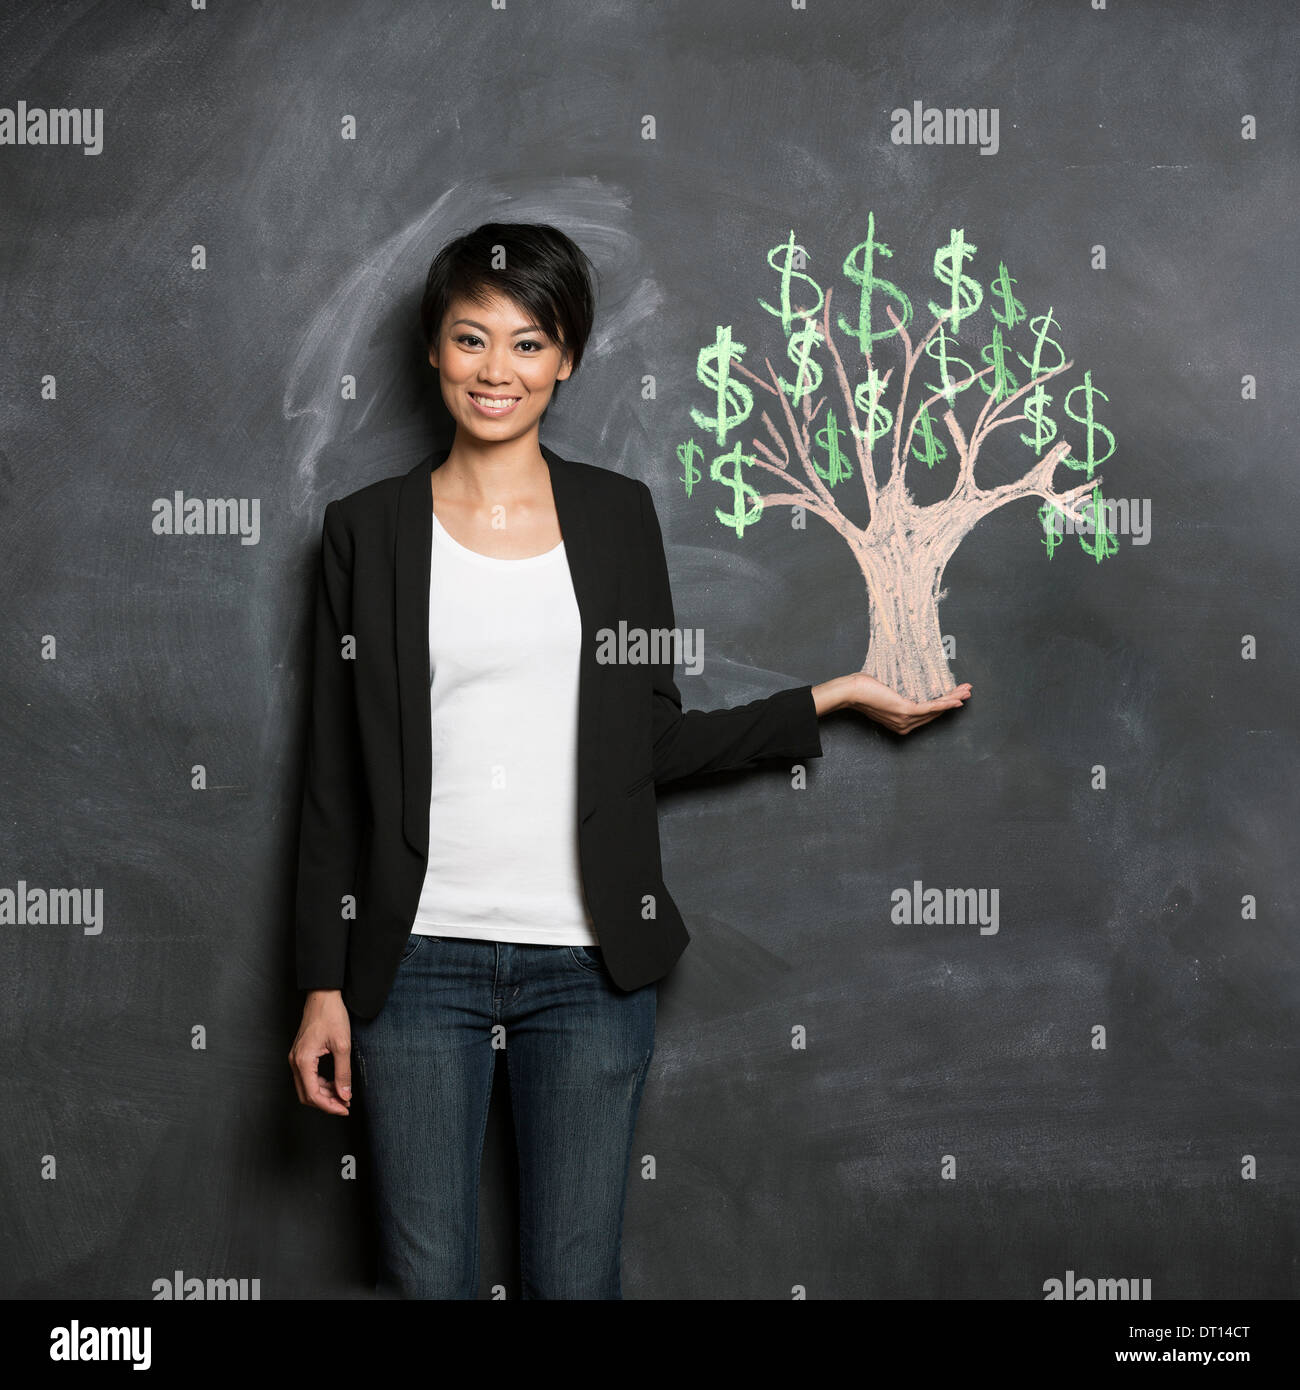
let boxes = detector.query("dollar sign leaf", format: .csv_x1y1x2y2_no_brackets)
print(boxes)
852,368,893,445
1038,501,1064,559
759,231,825,337
1077,486,1120,563
779,315,824,406
1016,308,1066,377
838,210,912,354
690,325,753,446
977,325,1019,402
1063,371,1116,479
1019,384,1058,452
814,409,854,485
677,438,703,498
910,403,947,469
710,442,764,537
989,260,1026,329
928,228,982,334
923,325,975,407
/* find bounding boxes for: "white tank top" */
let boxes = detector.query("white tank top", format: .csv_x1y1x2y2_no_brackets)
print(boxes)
409,510,598,944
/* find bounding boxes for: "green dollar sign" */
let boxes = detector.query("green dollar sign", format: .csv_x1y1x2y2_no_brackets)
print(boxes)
1019,384,1058,453
852,368,893,445
1038,501,1065,559
1077,487,1119,563
928,228,982,334
1062,371,1116,479
988,261,1026,329
814,409,853,485
838,211,913,355
910,402,948,470
690,325,753,447
1017,308,1066,378
677,438,703,498
977,325,1019,402
710,442,764,537
780,315,824,406
759,231,825,337
923,325,975,407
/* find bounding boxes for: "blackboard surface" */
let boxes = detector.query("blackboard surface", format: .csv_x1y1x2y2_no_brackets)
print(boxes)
2,0,1296,1300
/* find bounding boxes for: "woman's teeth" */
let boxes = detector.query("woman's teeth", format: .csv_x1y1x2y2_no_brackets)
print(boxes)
470,393,520,414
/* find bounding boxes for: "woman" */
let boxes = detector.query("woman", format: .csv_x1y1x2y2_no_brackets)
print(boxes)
287,222,971,1299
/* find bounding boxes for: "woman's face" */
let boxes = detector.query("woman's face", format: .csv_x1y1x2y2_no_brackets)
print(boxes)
428,290,572,443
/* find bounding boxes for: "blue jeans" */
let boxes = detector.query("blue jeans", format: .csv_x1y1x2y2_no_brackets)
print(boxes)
349,933,657,1299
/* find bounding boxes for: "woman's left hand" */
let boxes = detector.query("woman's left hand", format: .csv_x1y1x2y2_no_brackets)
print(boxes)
813,672,972,735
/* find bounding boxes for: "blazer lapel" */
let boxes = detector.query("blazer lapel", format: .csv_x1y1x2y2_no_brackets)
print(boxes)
396,449,440,855
541,442,604,828
397,441,604,857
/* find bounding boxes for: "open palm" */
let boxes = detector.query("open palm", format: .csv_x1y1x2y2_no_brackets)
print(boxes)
843,672,972,735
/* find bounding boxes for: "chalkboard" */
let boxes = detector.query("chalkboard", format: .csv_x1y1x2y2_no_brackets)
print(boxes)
2,0,1295,1304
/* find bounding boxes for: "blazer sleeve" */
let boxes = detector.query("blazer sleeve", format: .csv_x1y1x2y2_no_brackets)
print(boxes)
294,501,367,993
636,480,824,788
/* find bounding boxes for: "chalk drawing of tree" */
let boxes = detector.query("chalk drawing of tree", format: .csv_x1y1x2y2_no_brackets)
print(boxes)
676,215,1118,701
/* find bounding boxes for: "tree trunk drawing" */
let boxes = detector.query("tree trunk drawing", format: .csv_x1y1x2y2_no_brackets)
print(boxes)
856,538,951,701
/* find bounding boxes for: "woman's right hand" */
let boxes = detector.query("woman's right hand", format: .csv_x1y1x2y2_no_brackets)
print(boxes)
289,990,353,1115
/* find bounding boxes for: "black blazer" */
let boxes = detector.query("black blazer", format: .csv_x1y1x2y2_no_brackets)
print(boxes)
294,442,824,1018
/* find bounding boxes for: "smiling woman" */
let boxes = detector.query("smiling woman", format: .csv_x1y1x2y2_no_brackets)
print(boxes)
421,219,592,404
430,289,563,435
287,220,971,1303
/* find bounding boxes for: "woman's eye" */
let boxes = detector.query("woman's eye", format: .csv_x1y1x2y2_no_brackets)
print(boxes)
454,335,546,351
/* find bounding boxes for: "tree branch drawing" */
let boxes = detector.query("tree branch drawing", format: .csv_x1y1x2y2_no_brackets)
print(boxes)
675,216,1119,701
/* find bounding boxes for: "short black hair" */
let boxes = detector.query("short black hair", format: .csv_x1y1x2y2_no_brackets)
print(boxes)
419,222,598,377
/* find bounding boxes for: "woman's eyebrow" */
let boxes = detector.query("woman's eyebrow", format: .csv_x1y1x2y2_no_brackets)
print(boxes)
451,318,545,335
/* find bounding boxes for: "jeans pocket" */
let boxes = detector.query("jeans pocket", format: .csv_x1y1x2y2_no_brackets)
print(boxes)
567,943,606,974
399,932,438,963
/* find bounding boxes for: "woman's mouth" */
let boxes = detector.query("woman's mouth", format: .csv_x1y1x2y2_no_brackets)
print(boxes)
468,392,521,417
